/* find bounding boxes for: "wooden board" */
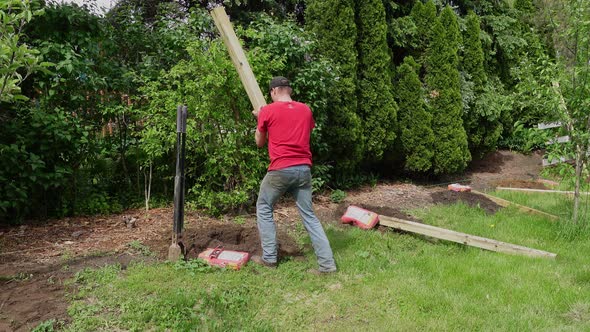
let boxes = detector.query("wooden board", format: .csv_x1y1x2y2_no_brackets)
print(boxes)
471,190,560,221
543,156,572,167
210,6,267,111
496,187,590,196
537,122,562,130
379,215,557,259
547,135,570,145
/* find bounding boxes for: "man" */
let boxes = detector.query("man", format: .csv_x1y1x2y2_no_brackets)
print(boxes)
251,76,337,274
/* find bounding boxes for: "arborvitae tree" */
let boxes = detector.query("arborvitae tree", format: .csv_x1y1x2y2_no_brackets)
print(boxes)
305,0,363,172
462,10,503,156
356,0,398,161
425,6,471,174
463,11,487,89
396,56,434,172
410,0,437,62
514,0,534,13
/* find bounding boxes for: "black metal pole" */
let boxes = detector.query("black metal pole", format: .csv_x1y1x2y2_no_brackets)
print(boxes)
173,105,188,243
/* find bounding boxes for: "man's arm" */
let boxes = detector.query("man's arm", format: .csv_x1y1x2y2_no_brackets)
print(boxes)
255,129,267,147
254,105,267,147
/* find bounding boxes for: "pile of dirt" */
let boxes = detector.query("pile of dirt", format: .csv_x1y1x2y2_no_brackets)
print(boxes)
181,224,302,259
493,179,549,190
430,190,502,214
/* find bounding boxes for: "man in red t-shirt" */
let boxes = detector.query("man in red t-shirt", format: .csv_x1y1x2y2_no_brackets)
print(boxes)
251,76,336,273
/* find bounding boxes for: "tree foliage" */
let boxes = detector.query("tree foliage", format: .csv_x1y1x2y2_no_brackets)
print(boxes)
410,0,437,63
0,0,566,222
540,0,590,226
426,6,471,174
462,10,505,156
0,0,47,103
396,56,434,172
463,11,487,88
305,0,363,174
356,0,398,162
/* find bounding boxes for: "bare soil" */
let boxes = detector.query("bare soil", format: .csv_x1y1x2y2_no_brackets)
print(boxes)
147,223,303,260
466,150,545,190
430,190,502,214
493,179,549,190
0,150,547,330
0,254,142,332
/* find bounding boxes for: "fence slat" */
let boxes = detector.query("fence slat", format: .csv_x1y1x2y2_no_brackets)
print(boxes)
538,122,562,130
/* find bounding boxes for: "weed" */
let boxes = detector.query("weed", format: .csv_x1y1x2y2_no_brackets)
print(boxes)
127,240,154,256
0,272,32,282
173,259,214,276
233,216,246,225
47,276,55,285
330,189,346,203
31,319,56,332
61,250,74,261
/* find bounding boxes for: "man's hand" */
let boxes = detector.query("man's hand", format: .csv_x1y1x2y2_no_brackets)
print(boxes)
255,129,267,147
252,106,263,118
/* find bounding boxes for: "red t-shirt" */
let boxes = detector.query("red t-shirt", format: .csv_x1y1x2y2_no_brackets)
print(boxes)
257,101,315,171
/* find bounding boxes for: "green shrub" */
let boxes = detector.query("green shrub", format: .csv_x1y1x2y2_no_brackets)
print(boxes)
425,7,471,174
462,11,505,157
410,0,437,64
306,0,363,174
0,107,90,222
356,0,398,162
396,56,434,172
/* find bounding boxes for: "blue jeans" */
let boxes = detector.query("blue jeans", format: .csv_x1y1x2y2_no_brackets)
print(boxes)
256,165,336,272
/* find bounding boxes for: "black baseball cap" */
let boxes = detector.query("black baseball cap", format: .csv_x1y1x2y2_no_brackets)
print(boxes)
269,76,290,91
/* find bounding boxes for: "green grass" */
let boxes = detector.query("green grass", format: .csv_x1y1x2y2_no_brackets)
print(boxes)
492,190,590,235
65,201,590,331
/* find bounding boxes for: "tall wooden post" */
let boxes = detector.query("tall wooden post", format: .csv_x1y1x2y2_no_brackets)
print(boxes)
210,6,267,111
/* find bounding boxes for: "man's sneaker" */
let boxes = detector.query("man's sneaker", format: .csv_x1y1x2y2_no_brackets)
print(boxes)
307,268,337,276
250,255,278,269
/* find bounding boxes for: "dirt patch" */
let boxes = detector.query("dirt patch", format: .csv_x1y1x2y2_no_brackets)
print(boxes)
466,150,544,190
180,224,302,259
493,179,549,190
335,183,435,214
0,254,144,332
430,190,502,214
468,151,515,173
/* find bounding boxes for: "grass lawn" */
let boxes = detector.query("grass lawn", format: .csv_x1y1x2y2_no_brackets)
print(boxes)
62,195,590,331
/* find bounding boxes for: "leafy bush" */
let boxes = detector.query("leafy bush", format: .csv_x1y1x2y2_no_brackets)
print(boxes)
139,12,338,214
0,107,90,222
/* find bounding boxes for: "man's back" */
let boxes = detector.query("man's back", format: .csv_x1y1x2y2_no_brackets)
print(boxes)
257,101,314,171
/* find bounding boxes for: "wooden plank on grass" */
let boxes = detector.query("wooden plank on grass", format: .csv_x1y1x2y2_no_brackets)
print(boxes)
471,190,560,221
379,215,557,259
210,6,267,112
496,187,590,196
